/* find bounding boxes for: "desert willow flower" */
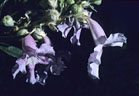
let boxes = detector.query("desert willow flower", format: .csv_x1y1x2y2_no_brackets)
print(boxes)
12,34,55,84
57,9,127,79
86,17,127,79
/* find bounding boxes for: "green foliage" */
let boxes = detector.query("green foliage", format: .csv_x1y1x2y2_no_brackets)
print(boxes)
0,43,23,58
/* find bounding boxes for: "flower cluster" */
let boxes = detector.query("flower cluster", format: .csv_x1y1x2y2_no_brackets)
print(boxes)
0,0,127,85
12,34,67,85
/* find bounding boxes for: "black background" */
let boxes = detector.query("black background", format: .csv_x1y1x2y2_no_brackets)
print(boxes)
0,0,139,96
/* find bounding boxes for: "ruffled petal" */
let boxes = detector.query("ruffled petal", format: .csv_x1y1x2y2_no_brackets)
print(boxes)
88,45,103,79
12,55,27,79
70,28,82,46
38,43,55,55
37,36,55,55
57,18,74,38
104,33,127,47
57,23,72,38
88,33,127,79
37,56,53,65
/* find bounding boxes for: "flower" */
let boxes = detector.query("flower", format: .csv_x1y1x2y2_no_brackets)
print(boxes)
87,17,127,79
12,34,55,84
57,10,127,79
57,9,91,46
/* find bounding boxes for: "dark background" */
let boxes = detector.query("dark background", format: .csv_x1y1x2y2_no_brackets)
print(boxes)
0,0,139,96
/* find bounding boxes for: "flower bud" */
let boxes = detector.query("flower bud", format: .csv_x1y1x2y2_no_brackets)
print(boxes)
66,0,75,5
71,4,83,14
33,28,46,40
17,29,29,36
45,9,60,22
48,0,58,8
2,15,15,27
81,1,90,8
92,0,102,5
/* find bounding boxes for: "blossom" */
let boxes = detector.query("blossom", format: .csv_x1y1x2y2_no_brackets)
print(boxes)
12,34,55,84
57,10,91,46
57,10,127,79
87,17,127,79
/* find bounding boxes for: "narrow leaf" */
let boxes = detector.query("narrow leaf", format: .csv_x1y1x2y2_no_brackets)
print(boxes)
0,45,23,58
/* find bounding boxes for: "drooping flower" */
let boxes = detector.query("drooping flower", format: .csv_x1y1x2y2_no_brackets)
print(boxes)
57,8,127,79
12,34,55,84
87,17,127,79
57,9,91,46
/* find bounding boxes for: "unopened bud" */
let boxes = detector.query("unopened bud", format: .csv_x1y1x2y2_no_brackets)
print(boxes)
83,11,89,17
72,4,83,14
45,9,60,22
81,1,90,8
33,28,46,40
66,0,75,5
48,0,58,8
2,15,15,27
17,29,29,36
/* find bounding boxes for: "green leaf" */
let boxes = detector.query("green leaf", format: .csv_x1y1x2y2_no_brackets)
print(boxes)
0,45,23,58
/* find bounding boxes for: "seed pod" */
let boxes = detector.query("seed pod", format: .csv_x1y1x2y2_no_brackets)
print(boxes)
2,15,15,27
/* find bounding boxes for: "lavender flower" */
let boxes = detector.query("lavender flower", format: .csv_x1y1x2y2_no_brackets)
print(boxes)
57,10,91,46
57,11,127,79
87,17,127,79
12,35,55,84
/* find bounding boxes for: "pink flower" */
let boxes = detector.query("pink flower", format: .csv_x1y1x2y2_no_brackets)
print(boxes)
57,9,92,46
12,35,55,84
87,17,127,79
57,9,127,79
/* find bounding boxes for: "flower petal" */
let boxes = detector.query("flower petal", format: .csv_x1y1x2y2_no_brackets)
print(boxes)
26,57,38,84
70,28,82,46
88,33,127,79
88,63,99,79
104,33,127,47
57,23,72,38
88,45,103,79
37,36,55,55
22,35,38,56
12,55,27,79
87,17,107,45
